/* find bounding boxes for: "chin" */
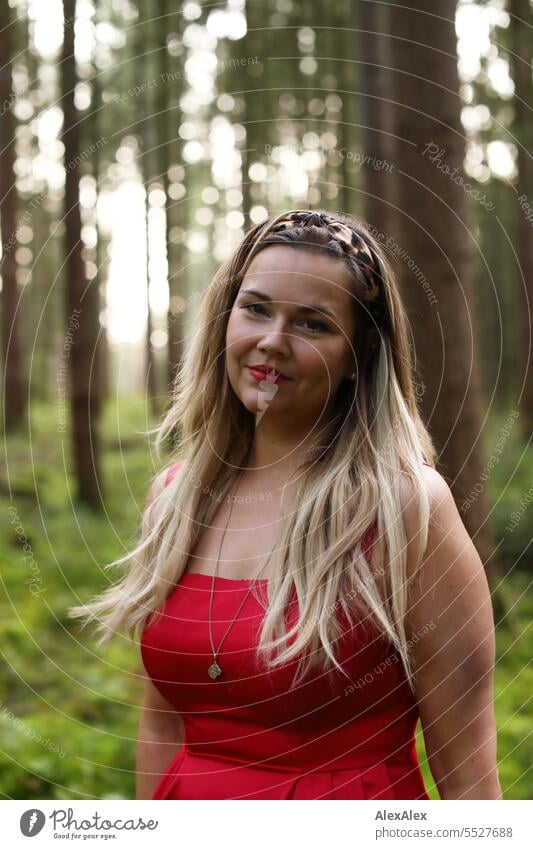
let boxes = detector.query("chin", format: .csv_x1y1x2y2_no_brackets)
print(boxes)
238,387,281,416
234,386,261,412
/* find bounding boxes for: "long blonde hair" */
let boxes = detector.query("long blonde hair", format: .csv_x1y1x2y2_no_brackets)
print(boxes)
69,208,436,690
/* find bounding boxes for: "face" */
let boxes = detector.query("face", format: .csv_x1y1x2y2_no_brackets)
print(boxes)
225,244,358,426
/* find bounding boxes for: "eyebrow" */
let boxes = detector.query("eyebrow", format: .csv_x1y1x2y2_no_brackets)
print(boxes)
238,287,338,320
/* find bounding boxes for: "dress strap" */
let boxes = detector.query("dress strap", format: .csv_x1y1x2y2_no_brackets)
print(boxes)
165,460,184,487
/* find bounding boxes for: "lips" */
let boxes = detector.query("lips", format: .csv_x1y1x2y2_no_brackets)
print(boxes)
246,365,289,384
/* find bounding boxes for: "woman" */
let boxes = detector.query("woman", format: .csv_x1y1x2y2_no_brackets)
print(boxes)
70,209,501,800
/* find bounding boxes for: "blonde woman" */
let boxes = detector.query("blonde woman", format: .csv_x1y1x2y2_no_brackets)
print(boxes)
70,209,501,800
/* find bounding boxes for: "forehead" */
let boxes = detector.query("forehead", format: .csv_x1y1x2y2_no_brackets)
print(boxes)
242,244,354,306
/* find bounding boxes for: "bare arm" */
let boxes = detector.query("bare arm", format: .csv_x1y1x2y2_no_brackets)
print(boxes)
402,468,502,800
136,677,185,800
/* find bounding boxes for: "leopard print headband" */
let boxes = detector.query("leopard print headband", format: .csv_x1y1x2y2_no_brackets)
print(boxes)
269,210,383,303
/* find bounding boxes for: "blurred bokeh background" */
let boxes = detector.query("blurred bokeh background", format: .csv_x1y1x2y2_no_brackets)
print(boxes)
0,0,531,799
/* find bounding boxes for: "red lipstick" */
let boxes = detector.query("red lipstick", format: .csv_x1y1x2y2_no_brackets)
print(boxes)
247,365,289,384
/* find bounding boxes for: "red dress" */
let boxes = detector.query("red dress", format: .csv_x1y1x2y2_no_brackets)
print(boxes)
140,461,430,800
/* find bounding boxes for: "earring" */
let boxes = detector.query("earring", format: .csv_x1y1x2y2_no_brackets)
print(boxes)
349,372,356,381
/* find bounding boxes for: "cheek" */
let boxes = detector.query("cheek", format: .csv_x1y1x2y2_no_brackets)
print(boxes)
225,311,246,355
302,339,350,378
225,313,260,379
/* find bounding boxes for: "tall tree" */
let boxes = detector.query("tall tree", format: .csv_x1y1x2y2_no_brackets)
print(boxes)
60,0,103,507
0,2,26,431
157,1,186,393
387,1,499,578
508,0,533,438
475,177,516,402
154,2,172,393
337,0,360,216
358,0,395,234
136,4,160,415
89,0,109,408
239,0,268,222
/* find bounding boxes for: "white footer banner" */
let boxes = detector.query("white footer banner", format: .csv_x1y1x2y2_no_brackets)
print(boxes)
2,800,530,848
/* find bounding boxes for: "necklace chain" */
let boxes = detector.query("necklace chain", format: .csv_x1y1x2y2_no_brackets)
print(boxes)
207,469,278,680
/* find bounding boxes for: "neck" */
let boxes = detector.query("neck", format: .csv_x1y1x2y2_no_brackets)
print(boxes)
245,421,318,474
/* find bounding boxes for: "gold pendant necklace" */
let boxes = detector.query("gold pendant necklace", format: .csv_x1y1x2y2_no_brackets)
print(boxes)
207,659,222,680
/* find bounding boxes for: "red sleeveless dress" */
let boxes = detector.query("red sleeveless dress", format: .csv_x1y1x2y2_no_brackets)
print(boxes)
140,461,430,800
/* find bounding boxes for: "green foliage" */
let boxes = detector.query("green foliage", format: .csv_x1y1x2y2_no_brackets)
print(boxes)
1,399,531,799
1,395,166,800
416,569,532,800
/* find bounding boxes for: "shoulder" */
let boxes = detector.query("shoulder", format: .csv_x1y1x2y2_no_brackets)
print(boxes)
398,463,467,582
399,463,456,535
401,467,494,691
399,462,450,508
399,464,487,623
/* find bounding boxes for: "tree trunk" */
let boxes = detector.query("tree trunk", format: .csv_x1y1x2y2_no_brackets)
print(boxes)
387,0,499,579
240,0,268,221
508,0,533,439
337,0,359,215
136,5,160,416
155,0,183,393
60,0,103,508
358,0,395,235
0,2,26,431
90,0,109,409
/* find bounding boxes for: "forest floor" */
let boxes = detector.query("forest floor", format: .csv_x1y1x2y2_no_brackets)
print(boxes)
1,396,531,799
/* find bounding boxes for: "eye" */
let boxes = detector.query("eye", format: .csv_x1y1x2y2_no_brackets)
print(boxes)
241,303,328,333
242,303,267,316
300,319,328,333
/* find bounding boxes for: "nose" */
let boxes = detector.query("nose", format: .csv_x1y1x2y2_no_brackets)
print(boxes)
256,319,292,358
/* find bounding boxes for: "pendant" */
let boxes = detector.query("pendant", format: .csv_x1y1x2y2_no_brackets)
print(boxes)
208,661,222,679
